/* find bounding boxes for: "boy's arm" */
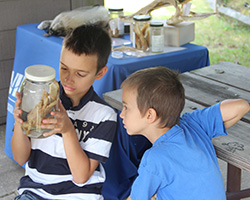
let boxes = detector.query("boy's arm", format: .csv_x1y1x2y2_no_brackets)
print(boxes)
11,92,31,165
220,99,250,129
62,129,100,184
42,101,99,184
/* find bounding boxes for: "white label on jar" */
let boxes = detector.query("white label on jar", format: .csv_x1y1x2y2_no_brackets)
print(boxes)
132,31,136,48
151,35,164,52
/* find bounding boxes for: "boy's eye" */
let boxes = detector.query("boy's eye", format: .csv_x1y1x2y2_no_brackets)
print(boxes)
60,66,67,70
77,73,86,77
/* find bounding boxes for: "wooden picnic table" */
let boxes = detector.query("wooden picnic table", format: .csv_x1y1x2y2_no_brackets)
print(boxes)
103,62,250,200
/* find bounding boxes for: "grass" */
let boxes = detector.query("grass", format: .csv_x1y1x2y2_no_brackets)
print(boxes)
194,15,250,66
105,0,250,67
189,0,250,67
219,0,250,16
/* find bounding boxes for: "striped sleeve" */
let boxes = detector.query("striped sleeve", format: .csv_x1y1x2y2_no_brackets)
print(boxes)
69,101,117,163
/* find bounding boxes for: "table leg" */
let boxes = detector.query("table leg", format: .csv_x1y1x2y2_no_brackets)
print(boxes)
226,163,241,200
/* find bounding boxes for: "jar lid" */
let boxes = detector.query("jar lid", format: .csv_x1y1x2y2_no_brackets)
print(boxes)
25,65,56,82
108,8,124,12
133,15,151,21
150,22,164,27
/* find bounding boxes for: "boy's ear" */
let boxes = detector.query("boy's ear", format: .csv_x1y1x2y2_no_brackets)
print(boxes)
146,108,158,123
96,66,108,80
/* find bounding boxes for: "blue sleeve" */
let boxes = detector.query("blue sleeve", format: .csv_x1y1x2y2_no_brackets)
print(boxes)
130,164,161,200
182,102,227,139
130,149,170,200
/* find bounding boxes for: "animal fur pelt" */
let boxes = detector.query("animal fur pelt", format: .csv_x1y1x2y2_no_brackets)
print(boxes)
38,5,109,36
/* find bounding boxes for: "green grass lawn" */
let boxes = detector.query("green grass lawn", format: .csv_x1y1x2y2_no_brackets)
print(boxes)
190,0,250,67
194,14,250,67
118,0,250,67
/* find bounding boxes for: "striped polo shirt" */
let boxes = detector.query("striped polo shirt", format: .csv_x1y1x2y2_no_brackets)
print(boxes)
17,84,117,200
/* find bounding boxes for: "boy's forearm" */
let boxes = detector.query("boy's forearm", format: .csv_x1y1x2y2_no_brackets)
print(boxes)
220,99,250,129
62,129,99,184
11,122,31,165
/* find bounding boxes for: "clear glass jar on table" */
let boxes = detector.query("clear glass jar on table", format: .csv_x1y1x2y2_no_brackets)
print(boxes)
150,22,164,53
132,15,151,51
108,8,124,37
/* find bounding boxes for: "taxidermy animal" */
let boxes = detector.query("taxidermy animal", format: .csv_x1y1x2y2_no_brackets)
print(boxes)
38,5,109,36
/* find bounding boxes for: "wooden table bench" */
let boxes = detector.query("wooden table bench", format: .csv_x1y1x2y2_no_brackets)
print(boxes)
103,62,250,200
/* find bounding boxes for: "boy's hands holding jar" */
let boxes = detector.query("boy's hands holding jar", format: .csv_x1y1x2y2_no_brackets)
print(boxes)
41,100,75,137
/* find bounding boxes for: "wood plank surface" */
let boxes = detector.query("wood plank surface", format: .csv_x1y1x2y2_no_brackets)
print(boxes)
181,71,250,122
103,89,123,111
190,62,250,92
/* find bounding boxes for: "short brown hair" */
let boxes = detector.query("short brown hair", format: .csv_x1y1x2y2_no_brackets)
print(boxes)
121,66,185,128
63,23,111,73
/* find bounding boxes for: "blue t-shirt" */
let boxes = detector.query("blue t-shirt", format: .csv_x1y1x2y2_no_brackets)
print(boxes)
130,103,227,200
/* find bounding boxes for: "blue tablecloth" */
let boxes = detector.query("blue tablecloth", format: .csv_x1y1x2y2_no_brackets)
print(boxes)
5,23,209,200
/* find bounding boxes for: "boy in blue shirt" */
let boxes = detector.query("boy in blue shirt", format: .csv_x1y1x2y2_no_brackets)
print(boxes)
11,24,117,200
120,66,250,200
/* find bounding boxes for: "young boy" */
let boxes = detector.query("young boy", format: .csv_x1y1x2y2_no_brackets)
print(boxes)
11,24,117,200
120,66,250,200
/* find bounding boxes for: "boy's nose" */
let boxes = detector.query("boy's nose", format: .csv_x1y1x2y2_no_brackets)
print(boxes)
120,110,124,119
65,73,72,82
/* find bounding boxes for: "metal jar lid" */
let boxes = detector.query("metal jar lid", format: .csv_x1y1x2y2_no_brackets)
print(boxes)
108,8,124,12
25,64,56,82
150,22,164,27
133,15,151,21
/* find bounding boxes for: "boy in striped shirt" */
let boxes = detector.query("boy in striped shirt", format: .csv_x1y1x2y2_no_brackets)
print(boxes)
12,24,117,200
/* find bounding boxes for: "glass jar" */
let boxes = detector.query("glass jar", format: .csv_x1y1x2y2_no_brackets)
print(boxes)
150,22,164,53
108,8,124,37
20,64,59,138
132,15,151,51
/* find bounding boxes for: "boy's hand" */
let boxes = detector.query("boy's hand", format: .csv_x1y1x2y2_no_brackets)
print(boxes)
42,100,75,137
14,91,23,124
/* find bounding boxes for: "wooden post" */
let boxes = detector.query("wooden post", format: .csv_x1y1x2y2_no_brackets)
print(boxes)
226,163,241,200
